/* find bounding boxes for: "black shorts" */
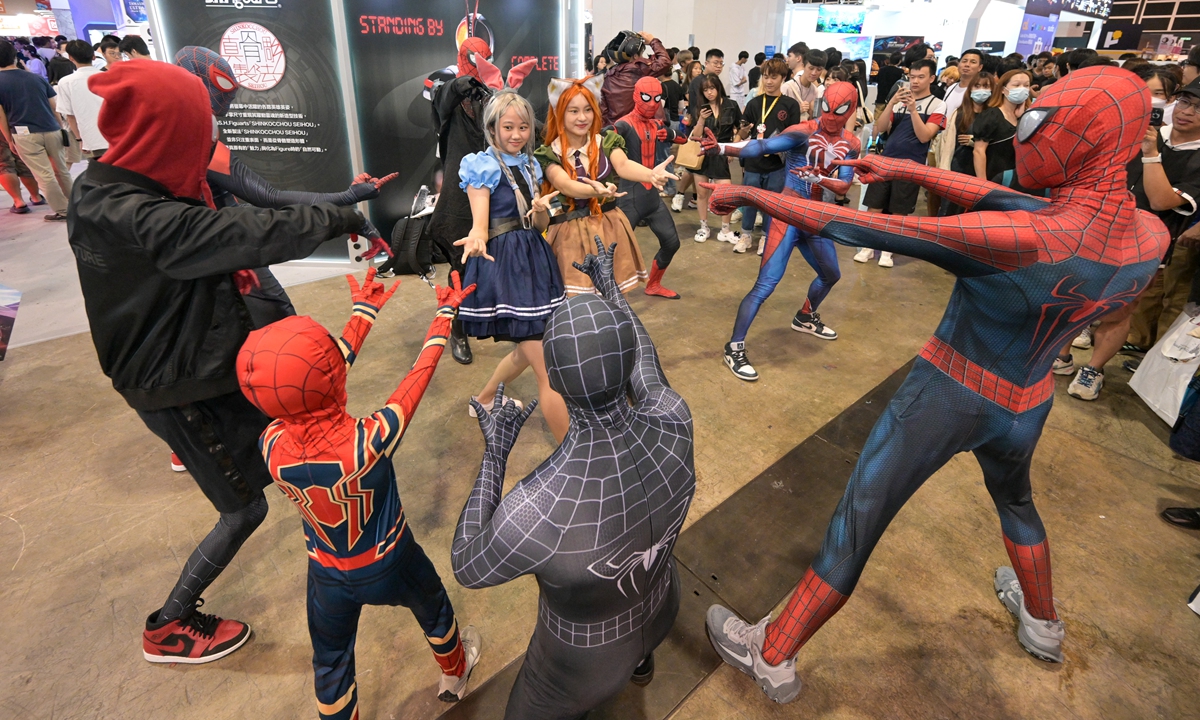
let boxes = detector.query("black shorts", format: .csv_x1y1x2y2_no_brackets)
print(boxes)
863,179,921,215
696,154,731,180
137,391,274,513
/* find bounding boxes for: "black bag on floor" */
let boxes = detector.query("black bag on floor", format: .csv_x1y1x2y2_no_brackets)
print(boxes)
379,187,435,277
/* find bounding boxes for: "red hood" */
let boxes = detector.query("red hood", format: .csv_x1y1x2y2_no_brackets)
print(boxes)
238,315,348,424
88,62,214,202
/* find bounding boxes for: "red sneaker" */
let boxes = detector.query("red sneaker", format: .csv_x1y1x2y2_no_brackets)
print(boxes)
143,604,251,664
170,453,186,472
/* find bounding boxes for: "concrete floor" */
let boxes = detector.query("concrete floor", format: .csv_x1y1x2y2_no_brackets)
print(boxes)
2,200,1199,719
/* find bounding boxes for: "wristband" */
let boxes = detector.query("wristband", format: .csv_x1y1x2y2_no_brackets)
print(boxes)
1142,155,1162,164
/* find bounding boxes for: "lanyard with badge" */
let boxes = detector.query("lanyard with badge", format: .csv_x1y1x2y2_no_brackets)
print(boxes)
757,95,780,139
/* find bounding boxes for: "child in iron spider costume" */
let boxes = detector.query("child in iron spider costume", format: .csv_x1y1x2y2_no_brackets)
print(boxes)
703,81,861,382
702,67,1169,702
237,268,481,719
614,77,689,299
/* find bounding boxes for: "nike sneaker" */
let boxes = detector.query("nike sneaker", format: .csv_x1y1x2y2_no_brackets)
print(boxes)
705,605,802,704
791,311,837,340
438,625,481,702
994,567,1065,663
724,342,759,382
143,602,251,664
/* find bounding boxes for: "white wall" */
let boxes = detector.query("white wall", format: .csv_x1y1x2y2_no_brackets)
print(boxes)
974,0,1025,55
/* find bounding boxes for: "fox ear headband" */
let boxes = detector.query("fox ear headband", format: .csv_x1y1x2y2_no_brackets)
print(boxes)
548,75,605,108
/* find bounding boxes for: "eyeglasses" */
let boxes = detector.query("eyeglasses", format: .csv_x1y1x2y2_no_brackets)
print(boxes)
1176,97,1200,113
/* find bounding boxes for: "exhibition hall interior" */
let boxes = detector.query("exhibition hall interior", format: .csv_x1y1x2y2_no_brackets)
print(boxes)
5,0,1200,717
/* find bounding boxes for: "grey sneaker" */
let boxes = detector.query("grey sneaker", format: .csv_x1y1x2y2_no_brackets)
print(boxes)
994,567,1064,663
705,605,802,704
437,625,481,702
1067,365,1103,401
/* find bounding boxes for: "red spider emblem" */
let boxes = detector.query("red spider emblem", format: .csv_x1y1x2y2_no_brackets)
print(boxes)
272,459,376,551
1028,275,1144,363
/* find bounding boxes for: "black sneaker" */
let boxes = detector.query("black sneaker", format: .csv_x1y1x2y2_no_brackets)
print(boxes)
724,342,759,382
631,653,655,686
43,212,67,222
791,311,838,340
1120,342,1148,356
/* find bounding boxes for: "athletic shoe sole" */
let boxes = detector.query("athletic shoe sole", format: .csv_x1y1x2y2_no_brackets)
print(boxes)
724,355,758,382
791,321,837,340
143,626,252,664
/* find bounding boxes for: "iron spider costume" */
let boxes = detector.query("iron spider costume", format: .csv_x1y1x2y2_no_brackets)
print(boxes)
452,240,695,719
614,77,688,299
710,82,861,348
704,67,1169,700
237,270,479,720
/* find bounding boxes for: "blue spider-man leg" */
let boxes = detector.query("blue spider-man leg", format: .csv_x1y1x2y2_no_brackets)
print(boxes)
730,223,803,344
794,235,841,314
758,361,1059,663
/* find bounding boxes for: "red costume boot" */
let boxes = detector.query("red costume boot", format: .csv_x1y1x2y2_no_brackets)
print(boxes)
644,259,680,299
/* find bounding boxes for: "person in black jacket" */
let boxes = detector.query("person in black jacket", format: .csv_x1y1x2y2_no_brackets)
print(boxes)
70,60,364,665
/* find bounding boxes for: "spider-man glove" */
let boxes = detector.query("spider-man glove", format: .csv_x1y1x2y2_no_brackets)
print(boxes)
573,235,621,302
357,220,391,260
346,266,400,311
833,155,908,185
471,382,539,460
434,270,477,319
233,269,260,295
699,127,720,155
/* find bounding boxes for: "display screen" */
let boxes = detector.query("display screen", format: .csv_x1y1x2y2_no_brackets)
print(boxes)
816,6,866,34
342,0,562,238
1025,0,1111,20
833,35,872,62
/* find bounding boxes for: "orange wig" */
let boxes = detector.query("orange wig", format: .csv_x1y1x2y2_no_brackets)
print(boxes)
542,80,605,215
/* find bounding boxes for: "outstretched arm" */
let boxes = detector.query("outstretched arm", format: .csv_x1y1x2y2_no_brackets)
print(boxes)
708,184,1041,277
838,155,1049,213
366,272,475,459
338,267,400,367
574,238,670,401
210,148,396,208
452,387,558,588
711,128,807,159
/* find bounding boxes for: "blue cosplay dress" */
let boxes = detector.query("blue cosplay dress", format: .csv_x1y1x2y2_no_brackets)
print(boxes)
457,149,566,342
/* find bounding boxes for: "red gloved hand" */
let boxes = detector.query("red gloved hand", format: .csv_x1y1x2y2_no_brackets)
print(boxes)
434,270,477,318
699,182,743,216
833,155,902,185
352,172,400,189
233,269,260,295
699,127,720,155
656,125,670,142
359,235,391,261
347,266,400,310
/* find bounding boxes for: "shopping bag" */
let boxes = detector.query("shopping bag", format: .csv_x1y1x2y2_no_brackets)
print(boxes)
675,140,705,171
1129,309,1200,425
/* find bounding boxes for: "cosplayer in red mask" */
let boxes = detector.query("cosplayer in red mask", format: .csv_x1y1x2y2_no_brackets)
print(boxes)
613,76,689,299
702,66,1167,704
700,79,861,381
238,268,481,717
598,29,672,126
68,60,365,666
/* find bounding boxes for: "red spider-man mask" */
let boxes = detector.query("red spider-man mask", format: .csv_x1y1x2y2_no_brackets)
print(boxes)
634,77,664,119
818,82,857,135
238,316,349,424
458,37,492,82
1015,66,1150,191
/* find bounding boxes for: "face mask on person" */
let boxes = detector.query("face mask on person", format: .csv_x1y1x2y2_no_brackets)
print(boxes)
971,89,992,103
1007,87,1030,104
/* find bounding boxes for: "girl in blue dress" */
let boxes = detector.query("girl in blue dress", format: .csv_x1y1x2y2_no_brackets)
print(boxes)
455,90,570,442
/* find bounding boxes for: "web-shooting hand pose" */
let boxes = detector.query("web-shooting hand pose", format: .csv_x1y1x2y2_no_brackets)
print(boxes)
452,238,695,719
702,66,1169,703
237,269,481,720
704,80,862,381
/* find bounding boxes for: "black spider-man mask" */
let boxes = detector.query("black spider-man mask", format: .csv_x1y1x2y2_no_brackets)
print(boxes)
543,295,636,410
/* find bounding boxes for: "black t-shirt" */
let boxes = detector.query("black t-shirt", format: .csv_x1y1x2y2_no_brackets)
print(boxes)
875,66,903,100
972,106,1018,180
748,66,762,92
741,93,800,174
1127,128,1200,243
661,78,685,122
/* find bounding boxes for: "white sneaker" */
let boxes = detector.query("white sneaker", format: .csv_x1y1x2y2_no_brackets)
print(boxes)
671,194,685,213
717,226,738,243
1071,325,1095,349
706,605,802,703
853,247,873,263
732,233,752,253
754,214,763,228
877,252,894,268
730,209,743,224
468,394,524,417
694,223,710,243
1189,583,1200,617
437,625,482,702
1051,354,1075,376
757,235,765,256
1067,365,1104,401
994,568,1065,663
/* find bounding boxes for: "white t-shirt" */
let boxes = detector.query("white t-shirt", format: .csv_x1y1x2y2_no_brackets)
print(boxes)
55,66,107,152
942,82,968,123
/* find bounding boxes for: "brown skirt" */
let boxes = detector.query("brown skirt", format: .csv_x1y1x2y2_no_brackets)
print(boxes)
547,207,648,296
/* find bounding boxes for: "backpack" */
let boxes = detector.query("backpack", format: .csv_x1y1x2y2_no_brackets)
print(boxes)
378,187,436,277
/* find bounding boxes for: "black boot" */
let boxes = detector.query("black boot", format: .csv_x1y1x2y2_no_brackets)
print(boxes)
451,315,473,365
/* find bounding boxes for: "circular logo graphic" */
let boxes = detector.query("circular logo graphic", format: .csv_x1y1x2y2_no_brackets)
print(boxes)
220,22,286,91
777,109,789,121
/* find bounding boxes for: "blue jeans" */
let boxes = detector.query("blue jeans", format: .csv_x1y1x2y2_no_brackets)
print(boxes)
740,167,787,234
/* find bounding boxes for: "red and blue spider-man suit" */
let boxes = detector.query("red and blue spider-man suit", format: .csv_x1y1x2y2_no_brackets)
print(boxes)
707,82,861,344
237,269,478,719
705,67,1169,691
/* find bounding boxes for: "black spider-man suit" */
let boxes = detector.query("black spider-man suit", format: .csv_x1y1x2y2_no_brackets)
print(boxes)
452,239,695,719
703,67,1170,699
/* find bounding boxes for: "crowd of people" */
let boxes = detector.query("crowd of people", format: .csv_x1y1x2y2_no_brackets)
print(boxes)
4,21,1200,720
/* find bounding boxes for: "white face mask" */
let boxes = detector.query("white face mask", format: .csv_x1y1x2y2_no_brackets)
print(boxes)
970,89,992,103
1007,87,1030,104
